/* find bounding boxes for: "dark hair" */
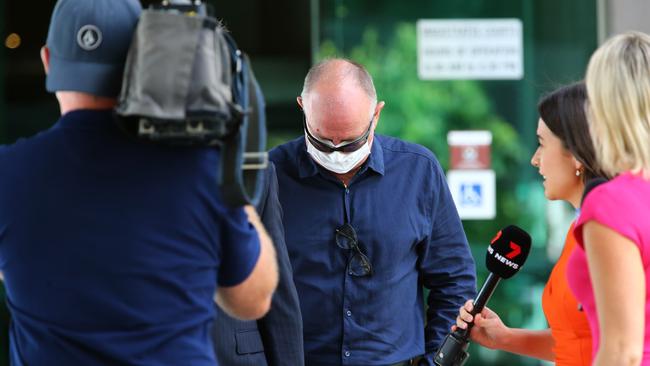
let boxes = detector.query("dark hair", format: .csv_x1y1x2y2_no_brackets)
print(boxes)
537,82,609,182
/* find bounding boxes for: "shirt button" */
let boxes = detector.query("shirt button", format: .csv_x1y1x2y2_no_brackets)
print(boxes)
348,271,353,275
344,351,350,357
346,310,352,317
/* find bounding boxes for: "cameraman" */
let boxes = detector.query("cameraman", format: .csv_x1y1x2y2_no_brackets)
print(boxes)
0,0,277,365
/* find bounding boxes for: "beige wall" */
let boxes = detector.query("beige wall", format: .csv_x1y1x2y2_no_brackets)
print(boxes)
602,0,650,41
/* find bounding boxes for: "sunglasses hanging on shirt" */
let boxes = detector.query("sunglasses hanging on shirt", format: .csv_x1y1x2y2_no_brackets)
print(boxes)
335,223,373,277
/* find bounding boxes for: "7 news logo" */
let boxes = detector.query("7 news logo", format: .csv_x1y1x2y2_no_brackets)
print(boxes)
488,230,522,269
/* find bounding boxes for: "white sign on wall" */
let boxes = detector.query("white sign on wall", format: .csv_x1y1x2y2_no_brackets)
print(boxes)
417,19,523,80
447,169,496,220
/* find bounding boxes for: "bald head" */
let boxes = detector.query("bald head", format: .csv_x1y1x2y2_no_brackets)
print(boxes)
299,59,384,146
301,59,377,116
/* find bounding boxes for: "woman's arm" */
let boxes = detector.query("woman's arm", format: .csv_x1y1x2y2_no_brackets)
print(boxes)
584,221,645,366
455,301,555,361
499,328,555,361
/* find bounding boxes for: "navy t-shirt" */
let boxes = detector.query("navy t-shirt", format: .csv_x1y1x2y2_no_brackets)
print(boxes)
0,110,261,365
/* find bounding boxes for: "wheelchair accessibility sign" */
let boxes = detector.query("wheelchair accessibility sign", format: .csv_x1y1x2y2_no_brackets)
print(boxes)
447,170,495,219
460,183,482,206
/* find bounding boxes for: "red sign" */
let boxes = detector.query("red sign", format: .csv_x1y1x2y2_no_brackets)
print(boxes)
450,145,491,169
448,131,492,170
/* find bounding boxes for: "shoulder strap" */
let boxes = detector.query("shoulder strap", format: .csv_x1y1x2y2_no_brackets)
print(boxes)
219,37,267,207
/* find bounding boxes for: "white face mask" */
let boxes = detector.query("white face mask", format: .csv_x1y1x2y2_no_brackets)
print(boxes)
306,135,372,174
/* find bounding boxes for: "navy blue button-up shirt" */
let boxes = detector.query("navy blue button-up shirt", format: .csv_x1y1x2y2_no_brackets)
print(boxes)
270,135,476,366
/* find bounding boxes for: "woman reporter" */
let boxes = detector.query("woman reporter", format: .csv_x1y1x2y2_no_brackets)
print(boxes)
454,82,606,366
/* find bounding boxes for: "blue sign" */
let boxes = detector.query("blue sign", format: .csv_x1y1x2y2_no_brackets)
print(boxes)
447,170,495,220
460,183,482,206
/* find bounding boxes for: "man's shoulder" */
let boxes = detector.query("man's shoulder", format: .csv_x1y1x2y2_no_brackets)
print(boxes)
269,136,303,166
377,135,440,166
0,127,60,165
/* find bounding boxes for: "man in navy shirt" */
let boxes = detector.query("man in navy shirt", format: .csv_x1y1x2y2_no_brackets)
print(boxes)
270,59,476,365
0,0,278,365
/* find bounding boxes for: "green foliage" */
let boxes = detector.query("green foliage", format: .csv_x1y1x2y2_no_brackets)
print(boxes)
318,23,531,243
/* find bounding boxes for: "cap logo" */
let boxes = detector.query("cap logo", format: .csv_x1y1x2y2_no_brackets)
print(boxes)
77,25,102,51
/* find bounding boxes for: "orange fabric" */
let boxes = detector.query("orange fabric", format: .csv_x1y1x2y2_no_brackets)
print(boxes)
541,222,593,366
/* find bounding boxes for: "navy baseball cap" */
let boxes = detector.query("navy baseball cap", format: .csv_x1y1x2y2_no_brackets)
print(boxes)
45,0,141,98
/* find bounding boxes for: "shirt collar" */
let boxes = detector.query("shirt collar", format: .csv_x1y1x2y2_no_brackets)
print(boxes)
53,109,115,131
297,135,385,179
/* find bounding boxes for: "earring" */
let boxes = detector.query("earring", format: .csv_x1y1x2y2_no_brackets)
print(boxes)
576,170,581,177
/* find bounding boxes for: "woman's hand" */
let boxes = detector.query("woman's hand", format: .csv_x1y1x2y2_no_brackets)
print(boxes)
452,299,510,350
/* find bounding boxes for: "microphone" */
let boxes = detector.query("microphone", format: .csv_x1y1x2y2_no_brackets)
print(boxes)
433,225,532,366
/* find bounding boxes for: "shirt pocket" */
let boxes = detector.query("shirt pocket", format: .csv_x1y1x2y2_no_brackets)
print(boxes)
235,329,265,355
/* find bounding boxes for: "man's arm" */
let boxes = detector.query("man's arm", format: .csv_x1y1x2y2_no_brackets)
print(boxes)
216,205,278,320
419,162,477,365
256,163,304,366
